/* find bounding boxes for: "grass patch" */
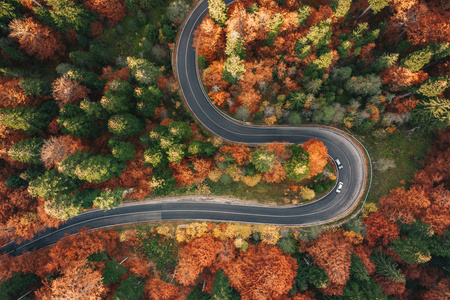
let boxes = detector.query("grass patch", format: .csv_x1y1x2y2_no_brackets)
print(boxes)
361,130,433,203
208,180,290,205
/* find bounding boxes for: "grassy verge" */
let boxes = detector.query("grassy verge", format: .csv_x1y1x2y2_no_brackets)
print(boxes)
140,160,337,206
359,130,433,203
207,180,290,205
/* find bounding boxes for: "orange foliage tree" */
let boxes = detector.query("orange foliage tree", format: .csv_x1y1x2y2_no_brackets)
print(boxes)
8,18,65,61
202,60,229,92
170,156,215,186
83,0,127,26
403,5,450,46
421,192,450,235
0,195,62,246
218,143,251,166
90,20,103,37
422,278,450,300
99,66,131,82
378,186,431,223
306,230,352,296
52,74,90,106
36,260,106,300
373,274,406,297
302,138,328,177
363,211,400,247
352,244,376,275
0,187,40,243
413,128,450,189
193,16,225,62
145,277,180,300
263,162,286,183
387,0,450,46
118,149,153,199
407,128,450,233
0,187,35,224
224,242,297,300
209,90,230,107
0,229,117,281
175,234,223,286
389,96,420,114
0,77,31,108
123,255,152,278
237,88,262,114
44,229,118,274
40,135,87,169
380,65,428,91
266,142,290,160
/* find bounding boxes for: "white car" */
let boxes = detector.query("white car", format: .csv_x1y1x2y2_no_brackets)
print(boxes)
335,158,343,169
336,182,343,193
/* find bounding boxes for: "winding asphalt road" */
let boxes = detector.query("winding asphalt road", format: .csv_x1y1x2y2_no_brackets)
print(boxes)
0,0,370,255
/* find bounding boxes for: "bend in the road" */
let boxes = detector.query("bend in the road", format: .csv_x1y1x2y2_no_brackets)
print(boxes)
0,0,371,256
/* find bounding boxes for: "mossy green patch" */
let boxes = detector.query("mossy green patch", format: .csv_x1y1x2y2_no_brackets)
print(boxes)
362,130,433,203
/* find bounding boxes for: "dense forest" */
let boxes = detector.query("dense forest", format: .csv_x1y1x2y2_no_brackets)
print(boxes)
1,129,449,299
0,0,449,298
0,0,335,245
196,0,449,131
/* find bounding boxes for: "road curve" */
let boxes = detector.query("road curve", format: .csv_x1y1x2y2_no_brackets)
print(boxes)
175,0,369,223
0,0,370,255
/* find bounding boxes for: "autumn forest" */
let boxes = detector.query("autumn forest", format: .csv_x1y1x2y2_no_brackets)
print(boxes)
0,0,449,299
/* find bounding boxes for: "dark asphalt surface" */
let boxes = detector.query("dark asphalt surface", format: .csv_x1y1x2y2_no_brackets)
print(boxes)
0,0,370,255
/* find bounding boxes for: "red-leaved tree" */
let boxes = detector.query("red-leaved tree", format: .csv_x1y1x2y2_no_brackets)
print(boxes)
83,0,127,26
8,18,65,61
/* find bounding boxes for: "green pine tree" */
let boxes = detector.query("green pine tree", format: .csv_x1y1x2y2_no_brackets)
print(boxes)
411,97,450,131
251,148,276,173
102,260,128,284
58,151,126,183
297,5,311,27
109,138,136,161
93,188,124,210
127,57,160,85
225,31,246,59
417,76,450,98
44,193,82,220
28,169,80,199
37,0,94,35
285,147,310,182
113,275,145,300
135,85,163,118
211,270,235,300
101,79,135,114
19,78,51,97
331,0,352,18
108,114,144,138
368,0,389,14
371,251,406,282
168,121,192,142
208,0,228,26
401,45,435,72
0,107,49,134
58,104,100,137
8,137,44,165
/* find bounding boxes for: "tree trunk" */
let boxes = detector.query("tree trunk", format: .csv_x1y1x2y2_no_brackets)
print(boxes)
399,92,413,99
32,0,43,7
356,5,372,20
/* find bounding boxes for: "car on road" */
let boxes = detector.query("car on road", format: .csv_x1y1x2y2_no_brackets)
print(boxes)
335,158,343,169
336,182,343,193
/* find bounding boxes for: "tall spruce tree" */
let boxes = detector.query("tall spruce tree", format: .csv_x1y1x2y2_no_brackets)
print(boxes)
58,151,126,183
208,0,228,26
8,137,44,165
